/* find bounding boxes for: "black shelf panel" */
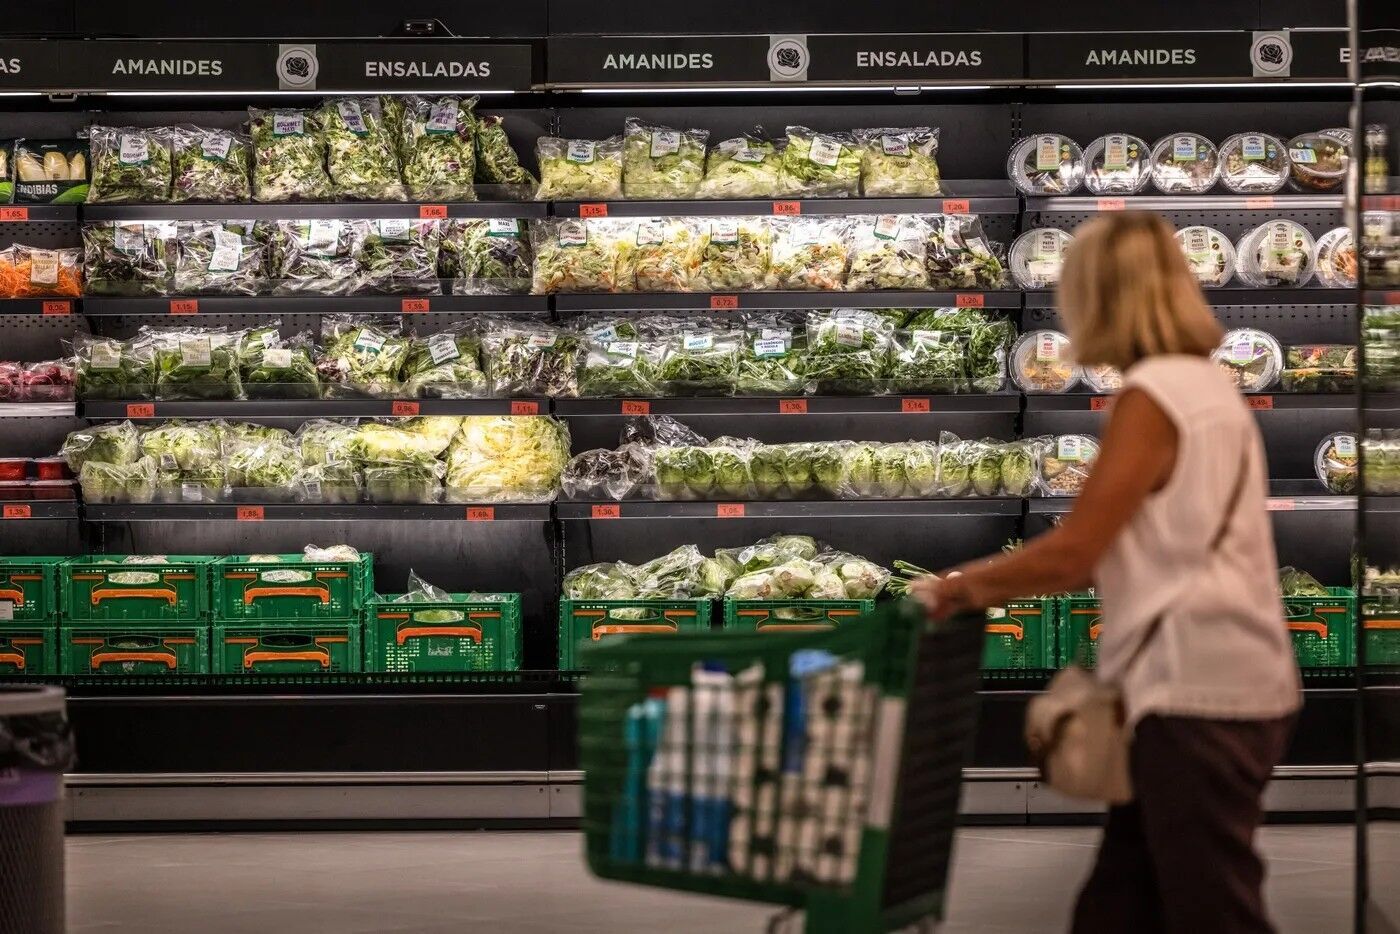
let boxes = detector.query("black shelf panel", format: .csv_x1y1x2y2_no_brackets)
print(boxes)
554,291,1021,312
551,193,1019,218
1024,392,1357,411
1028,482,1357,515
555,498,1022,519
0,205,78,222
0,402,76,417
0,298,78,315
1023,194,1345,213
82,502,552,521
1366,496,1400,514
1024,288,1355,308
0,500,78,520
80,202,547,221
79,398,548,419
1366,393,1400,410
80,293,548,316
554,393,1020,416
1363,291,1400,305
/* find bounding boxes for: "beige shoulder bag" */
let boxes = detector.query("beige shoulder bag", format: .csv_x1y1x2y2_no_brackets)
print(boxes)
1023,450,1251,805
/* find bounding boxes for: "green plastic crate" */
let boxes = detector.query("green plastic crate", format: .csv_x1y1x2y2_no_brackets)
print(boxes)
364,594,522,673
1057,595,1103,669
0,557,65,623
61,555,213,622
1362,598,1400,666
212,621,362,674
212,553,374,622
558,598,712,670
722,599,874,632
0,625,59,675
1284,587,1355,668
983,598,1058,670
60,621,210,675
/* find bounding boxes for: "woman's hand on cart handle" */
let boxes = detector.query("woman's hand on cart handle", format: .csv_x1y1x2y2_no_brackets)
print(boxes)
910,571,978,621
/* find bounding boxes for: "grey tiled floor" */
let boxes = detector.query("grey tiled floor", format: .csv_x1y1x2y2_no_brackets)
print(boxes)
65,825,1388,933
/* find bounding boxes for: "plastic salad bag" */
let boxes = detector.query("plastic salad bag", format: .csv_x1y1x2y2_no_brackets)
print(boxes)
1039,434,1100,496
696,133,782,199
576,334,664,398
906,307,1014,392
999,437,1046,497
622,118,708,198
1174,226,1236,288
60,420,141,473
270,219,357,295
87,126,174,203
845,215,930,291
889,330,967,393
320,97,406,201
766,217,850,290
316,316,410,397
855,127,942,196
170,126,252,202
398,95,477,201
82,221,175,296
653,445,742,501
444,416,571,504
401,326,489,399
350,219,441,294
145,326,243,400
779,127,861,197
535,135,624,200
72,334,155,400
625,218,701,292
530,219,631,293
79,457,157,504
656,323,741,395
248,108,333,202
693,217,772,292
736,315,808,395
440,218,532,294
474,113,538,193
481,322,580,397
240,330,320,399
801,308,893,394
1007,134,1084,195
172,221,267,295
0,245,83,298
925,214,1007,289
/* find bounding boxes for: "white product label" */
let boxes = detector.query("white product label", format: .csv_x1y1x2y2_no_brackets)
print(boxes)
377,219,412,241
146,221,176,244
558,220,588,247
428,333,460,364
683,333,714,352
353,330,387,354
566,140,597,164
835,322,865,347
1334,435,1357,458
273,113,305,136
1172,136,1199,162
336,99,368,135
1057,436,1084,462
1037,230,1062,258
1103,134,1129,170
115,225,145,254
880,133,910,157
1241,134,1266,161
608,341,639,359
28,250,58,285
90,343,121,370
528,332,558,348
808,135,843,167
789,221,820,245
181,482,205,502
711,220,739,245
1037,332,1061,362
487,218,520,237
1183,228,1211,256
1035,135,1061,171
0,602,13,621
873,214,903,240
208,228,242,272
159,452,178,470
760,327,791,341
649,130,681,157
1288,147,1318,165
262,348,293,369
753,337,788,357
427,101,459,134
179,338,212,368
1262,223,1295,275
306,219,340,256
732,145,765,164
636,222,664,246
912,329,945,347
118,133,149,165
201,133,232,161
587,324,618,343
1230,337,1257,363
300,480,321,500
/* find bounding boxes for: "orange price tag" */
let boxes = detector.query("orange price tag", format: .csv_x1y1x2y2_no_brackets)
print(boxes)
391,401,420,416
1096,198,1126,211
772,201,802,215
941,199,971,214
2,504,32,519
0,206,29,222
169,299,199,315
1244,196,1276,209
510,400,540,415
418,204,448,219
716,503,746,518
1386,291,1400,305
620,400,651,415
235,506,265,522
1246,395,1274,410
1090,397,1114,411
41,301,71,316
466,506,496,521
1266,499,1296,512
126,403,155,418
901,398,931,413
401,298,431,313
778,399,808,414
591,503,621,519
954,293,985,308
579,203,609,218
709,294,740,310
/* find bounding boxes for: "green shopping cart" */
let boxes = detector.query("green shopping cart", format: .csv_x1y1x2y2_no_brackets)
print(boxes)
579,600,983,933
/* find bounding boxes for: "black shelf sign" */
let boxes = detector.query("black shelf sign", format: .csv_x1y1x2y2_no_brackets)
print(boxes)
547,33,1023,86
1027,29,1348,82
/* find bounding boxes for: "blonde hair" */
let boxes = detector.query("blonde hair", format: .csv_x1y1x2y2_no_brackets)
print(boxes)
1057,212,1223,371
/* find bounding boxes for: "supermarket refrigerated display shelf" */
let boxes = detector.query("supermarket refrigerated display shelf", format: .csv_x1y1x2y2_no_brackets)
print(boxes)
1024,392,1358,411
1023,194,1346,213
553,291,1021,311
79,293,549,316
1029,481,1357,515
551,190,1020,218
1365,495,1400,514
1023,288,1357,308
553,394,1021,416
79,398,549,419
1363,291,1400,305
0,402,76,417
0,299,77,315
554,497,1023,519
81,202,548,221
0,500,78,519
81,502,552,521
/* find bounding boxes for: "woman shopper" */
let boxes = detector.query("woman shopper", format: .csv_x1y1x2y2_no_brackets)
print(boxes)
912,211,1301,934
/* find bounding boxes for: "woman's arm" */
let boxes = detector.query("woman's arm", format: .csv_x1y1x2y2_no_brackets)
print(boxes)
912,388,1179,617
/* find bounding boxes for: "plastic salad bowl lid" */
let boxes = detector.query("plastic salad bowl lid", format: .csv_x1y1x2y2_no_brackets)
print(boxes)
1041,434,1100,496
1218,132,1289,194
1174,225,1237,288
1009,329,1082,393
1009,228,1074,289
1314,431,1359,494
1234,220,1317,287
1082,363,1125,393
1313,227,1357,289
1082,133,1151,195
1210,328,1284,392
1149,133,1221,194
1287,129,1351,192
1007,134,1085,195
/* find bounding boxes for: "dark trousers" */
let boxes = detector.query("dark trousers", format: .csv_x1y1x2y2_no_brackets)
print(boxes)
1070,714,1295,934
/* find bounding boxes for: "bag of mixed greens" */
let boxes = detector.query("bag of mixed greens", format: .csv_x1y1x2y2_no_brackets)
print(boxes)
351,218,441,294
87,126,173,203
79,457,157,504
145,326,243,400
444,416,571,504
889,330,967,393
82,221,175,295
72,334,156,400
856,127,942,196
270,219,357,295
225,438,301,500
240,330,320,399
736,315,808,395
297,419,362,468
562,562,640,600
362,457,444,504
400,326,489,399
907,307,1015,393
440,218,532,295
837,443,885,498
535,135,624,200
172,220,267,295
170,126,252,202
398,95,477,201
215,421,293,453
481,322,580,397
562,447,645,500
800,308,893,394
293,461,362,504
766,217,851,290
696,133,783,199
622,118,708,199
657,324,741,395
316,316,410,397
143,422,226,502
11,139,88,204
623,218,701,292
779,127,861,197
846,215,931,290
652,444,751,500
693,217,772,292
248,108,332,202
321,97,406,201
474,114,537,194
60,421,141,473
530,218,631,293
576,335,664,398
926,214,1008,289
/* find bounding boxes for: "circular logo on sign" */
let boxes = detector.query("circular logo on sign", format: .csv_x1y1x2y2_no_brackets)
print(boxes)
768,38,809,79
1250,34,1292,76
277,45,319,89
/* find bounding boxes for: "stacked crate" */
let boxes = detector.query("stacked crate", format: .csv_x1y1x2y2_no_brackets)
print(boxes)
364,593,524,673
0,557,65,675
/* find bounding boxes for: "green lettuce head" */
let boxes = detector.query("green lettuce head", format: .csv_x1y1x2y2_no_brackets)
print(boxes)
873,444,909,498
710,448,751,498
749,445,788,498
842,444,879,497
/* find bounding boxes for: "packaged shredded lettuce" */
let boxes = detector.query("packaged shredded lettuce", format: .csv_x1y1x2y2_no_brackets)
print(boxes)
474,114,538,194
696,134,783,199
316,315,410,397
440,218,532,294
82,221,176,296
350,218,441,294
87,126,174,203
624,218,701,292
779,127,861,197
172,220,267,295
766,217,850,290
846,215,931,291
530,219,632,293
535,135,624,200
401,325,489,399
693,217,772,292
622,118,708,199
398,95,477,201
248,108,333,202
270,219,357,295
320,97,406,201
170,126,252,202
855,127,942,196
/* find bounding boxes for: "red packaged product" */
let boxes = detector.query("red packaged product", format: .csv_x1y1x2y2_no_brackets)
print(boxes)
0,458,30,482
0,362,22,401
32,457,70,480
30,480,76,500
0,480,34,500
21,360,75,401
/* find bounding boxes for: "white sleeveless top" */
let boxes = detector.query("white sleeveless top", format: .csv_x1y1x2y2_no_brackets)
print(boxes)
1094,355,1301,725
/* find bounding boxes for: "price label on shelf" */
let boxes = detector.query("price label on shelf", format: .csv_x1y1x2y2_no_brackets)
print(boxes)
401,298,431,313
2,504,32,519
954,293,985,308
716,503,746,518
941,199,970,214
169,299,199,315
466,506,496,521
1244,196,1276,209
1266,499,1296,512
709,294,740,310
579,203,609,218
620,400,650,415
126,403,156,418
0,207,29,222
591,504,621,519
1246,395,1275,410
510,400,540,415
778,399,808,414
1096,198,1126,211
235,506,265,522
901,398,931,413
41,301,71,316
771,201,802,215
1089,397,1114,411
1387,292,1400,305
418,204,448,219
391,401,420,416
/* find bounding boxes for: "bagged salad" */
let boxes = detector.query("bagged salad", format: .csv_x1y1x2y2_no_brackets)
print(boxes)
172,220,267,295
693,217,772,292
270,219,357,295
656,323,741,395
141,420,226,500
0,245,82,298
320,98,405,201
350,218,441,294
87,126,173,203
248,108,333,202
855,127,942,196
530,218,631,293
239,329,320,399
653,443,753,500
696,133,782,199
170,127,251,202
576,332,664,398
766,217,850,290
440,218,532,295
889,329,966,393
622,119,708,199
145,326,243,400
81,221,175,296
736,315,808,395
401,325,489,399
316,316,410,397
779,127,861,197
60,420,141,473
72,334,156,400
481,322,580,397
444,416,570,504
398,95,477,201
1007,134,1085,195
801,308,893,394
845,215,930,291
535,136,624,200
11,139,88,204
474,114,538,194
625,218,701,292
906,307,1014,393
926,214,1007,289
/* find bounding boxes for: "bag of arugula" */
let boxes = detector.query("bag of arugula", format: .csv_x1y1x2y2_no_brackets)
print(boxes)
440,218,532,295
87,126,174,203
398,95,477,201
170,126,252,202
693,217,772,292
317,316,410,398
444,415,571,504
926,214,1008,289
82,221,175,296
269,219,356,295
351,218,441,294
481,322,580,397
622,118,708,199
401,326,489,399
846,215,931,291
144,326,243,401
530,218,632,294
474,114,537,196
576,334,664,398
889,329,968,393
697,133,783,199
321,97,406,201
907,307,1015,392
535,135,624,200
173,220,267,295
60,420,141,474
657,323,741,395
856,127,942,196
248,108,333,202
72,334,156,400
736,315,808,395
79,457,158,504
625,218,701,292
779,127,861,197
800,308,893,394
766,217,851,290
562,447,644,500
240,328,320,399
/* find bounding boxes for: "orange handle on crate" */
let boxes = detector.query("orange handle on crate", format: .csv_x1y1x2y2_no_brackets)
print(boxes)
985,623,1024,641
0,650,25,670
1363,619,1400,630
1089,623,1103,641
243,649,331,669
396,626,483,645
1288,621,1331,638
591,624,679,640
242,586,330,605
754,622,836,633
90,587,177,605
0,587,23,604
90,650,177,669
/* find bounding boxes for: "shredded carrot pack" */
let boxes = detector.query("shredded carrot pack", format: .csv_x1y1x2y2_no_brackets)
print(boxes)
0,244,83,297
